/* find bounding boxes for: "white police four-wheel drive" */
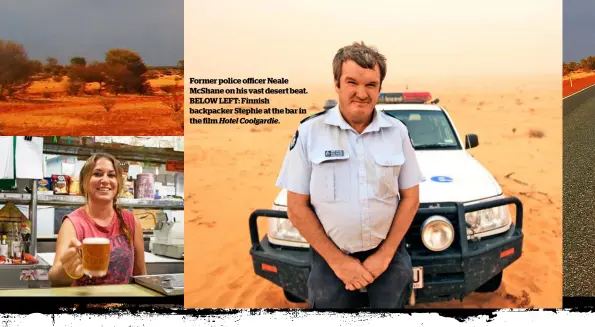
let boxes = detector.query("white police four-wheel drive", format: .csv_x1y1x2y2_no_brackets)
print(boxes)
248,92,524,306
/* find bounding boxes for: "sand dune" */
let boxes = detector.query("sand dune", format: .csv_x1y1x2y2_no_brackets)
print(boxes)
184,76,561,309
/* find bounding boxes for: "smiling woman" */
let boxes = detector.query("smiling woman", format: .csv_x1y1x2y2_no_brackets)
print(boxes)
48,153,147,287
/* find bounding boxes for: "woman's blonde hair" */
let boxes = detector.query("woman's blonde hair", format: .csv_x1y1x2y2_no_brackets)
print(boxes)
79,152,132,247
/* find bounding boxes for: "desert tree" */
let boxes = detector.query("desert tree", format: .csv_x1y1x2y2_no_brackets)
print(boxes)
177,60,184,74
67,60,108,96
563,63,571,87
102,63,137,95
70,56,87,67
29,60,43,75
44,56,64,76
0,40,41,100
580,56,595,72
46,57,58,67
161,80,184,130
104,48,150,94
563,61,580,88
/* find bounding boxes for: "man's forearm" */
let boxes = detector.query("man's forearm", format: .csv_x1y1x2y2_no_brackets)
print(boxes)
377,196,420,257
288,204,346,265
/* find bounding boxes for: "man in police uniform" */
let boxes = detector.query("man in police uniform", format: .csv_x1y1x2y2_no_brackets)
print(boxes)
276,41,424,309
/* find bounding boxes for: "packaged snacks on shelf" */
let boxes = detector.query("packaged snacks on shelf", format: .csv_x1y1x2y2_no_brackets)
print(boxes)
37,178,52,192
51,174,70,195
69,176,80,195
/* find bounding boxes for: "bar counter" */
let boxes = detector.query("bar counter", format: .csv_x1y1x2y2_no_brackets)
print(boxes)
0,251,183,291
0,283,163,297
0,282,183,310
37,251,184,275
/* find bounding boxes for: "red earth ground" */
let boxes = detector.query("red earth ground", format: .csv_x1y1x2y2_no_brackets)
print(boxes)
563,74,595,97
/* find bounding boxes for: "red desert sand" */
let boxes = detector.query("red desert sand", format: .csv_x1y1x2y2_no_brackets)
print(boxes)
184,76,561,309
563,71,595,97
0,76,183,136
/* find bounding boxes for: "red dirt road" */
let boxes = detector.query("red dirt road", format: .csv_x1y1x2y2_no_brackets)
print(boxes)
563,75,595,97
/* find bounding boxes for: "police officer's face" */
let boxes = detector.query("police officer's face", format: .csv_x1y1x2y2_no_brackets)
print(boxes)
335,60,381,122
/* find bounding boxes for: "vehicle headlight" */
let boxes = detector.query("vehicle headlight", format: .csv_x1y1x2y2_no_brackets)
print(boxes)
464,196,512,238
420,215,455,251
267,205,308,245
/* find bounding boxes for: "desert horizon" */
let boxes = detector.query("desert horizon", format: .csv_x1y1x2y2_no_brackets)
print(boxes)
0,39,184,135
562,57,595,97
184,73,562,309
184,0,561,309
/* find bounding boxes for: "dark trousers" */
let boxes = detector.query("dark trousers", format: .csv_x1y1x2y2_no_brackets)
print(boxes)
307,242,413,309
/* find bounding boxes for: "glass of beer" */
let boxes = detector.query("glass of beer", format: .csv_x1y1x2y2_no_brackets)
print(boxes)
82,237,111,278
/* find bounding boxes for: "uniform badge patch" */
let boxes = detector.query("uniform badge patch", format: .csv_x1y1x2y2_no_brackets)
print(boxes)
324,150,344,157
289,130,299,150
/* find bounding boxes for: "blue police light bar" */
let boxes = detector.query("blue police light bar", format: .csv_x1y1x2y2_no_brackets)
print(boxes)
377,92,433,104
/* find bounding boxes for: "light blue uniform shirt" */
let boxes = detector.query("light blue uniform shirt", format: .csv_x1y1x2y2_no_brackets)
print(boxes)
276,106,425,254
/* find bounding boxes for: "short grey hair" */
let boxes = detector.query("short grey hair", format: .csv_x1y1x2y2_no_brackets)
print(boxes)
332,41,387,88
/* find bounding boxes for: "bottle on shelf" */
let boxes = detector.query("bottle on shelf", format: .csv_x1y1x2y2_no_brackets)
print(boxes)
0,235,8,261
6,222,14,259
10,222,22,263
20,218,31,256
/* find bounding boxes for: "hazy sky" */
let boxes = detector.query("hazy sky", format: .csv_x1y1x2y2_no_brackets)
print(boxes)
0,0,183,66
188,0,561,85
563,0,595,63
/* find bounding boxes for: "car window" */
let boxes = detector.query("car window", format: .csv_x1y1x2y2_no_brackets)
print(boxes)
382,109,462,150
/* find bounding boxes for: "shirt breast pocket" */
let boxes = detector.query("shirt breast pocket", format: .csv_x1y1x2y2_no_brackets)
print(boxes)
311,155,351,203
371,152,405,200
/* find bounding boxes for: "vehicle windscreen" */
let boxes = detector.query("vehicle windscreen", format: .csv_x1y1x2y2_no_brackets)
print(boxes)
382,109,462,150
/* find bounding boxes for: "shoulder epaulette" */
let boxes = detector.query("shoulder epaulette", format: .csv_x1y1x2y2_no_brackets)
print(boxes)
300,110,328,124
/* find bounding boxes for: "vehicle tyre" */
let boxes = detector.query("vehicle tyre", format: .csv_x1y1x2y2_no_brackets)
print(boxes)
284,290,306,303
475,271,503,293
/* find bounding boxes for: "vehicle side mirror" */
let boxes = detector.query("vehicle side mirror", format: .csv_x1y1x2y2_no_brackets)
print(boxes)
465,134,479,149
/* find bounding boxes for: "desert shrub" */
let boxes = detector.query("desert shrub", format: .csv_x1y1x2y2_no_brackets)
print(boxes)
145,70,159,80
29,60,43,75
580,56,595,71
70,56,86,67
162,83,183,112
160,85,175,94
46,57,58,66
43,57,65,77
84,88,99,96
42,88,52,98
564,61,579,74
100,97,116,112
177,60,184,74
0,40,40,100
66,80,84,96
104,48,150,94
529,129,545,138
52,75,63,83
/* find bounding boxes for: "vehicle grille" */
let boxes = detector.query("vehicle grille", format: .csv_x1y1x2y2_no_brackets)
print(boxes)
404,202,462,253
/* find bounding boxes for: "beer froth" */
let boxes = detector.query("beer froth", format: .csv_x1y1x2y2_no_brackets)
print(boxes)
83,237,110,245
